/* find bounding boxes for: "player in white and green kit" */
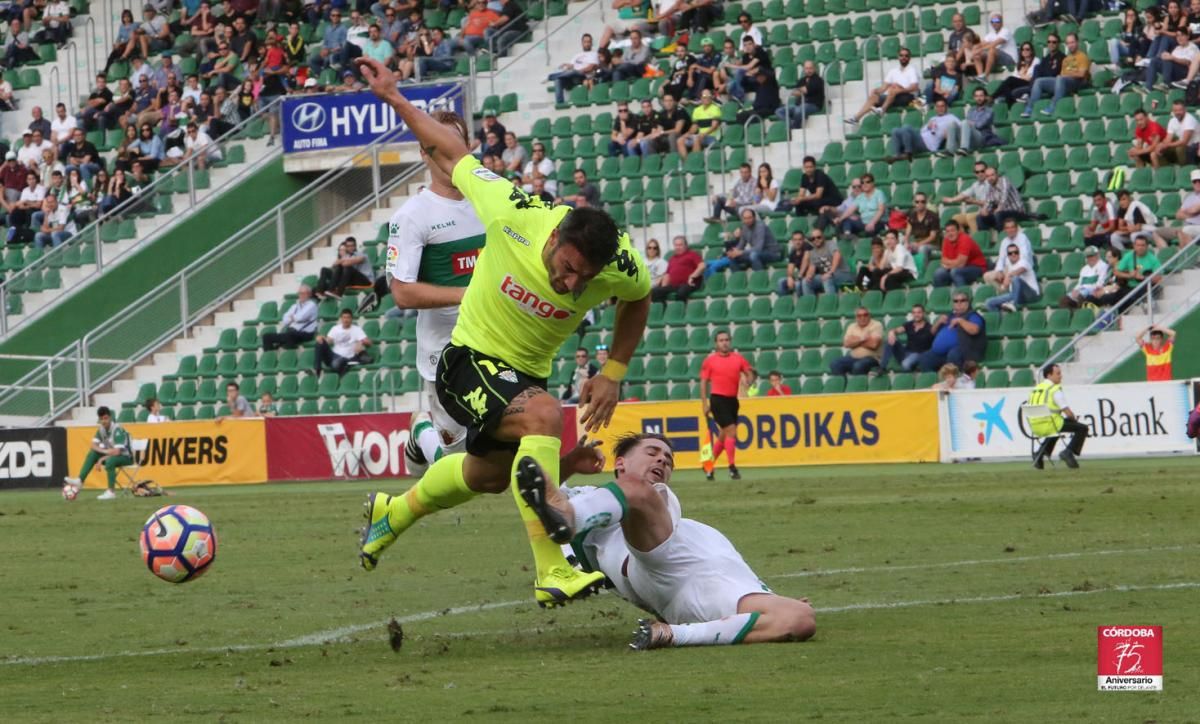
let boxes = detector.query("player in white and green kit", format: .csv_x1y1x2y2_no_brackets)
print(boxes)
519,433,817,649
63,406,132,500
382,110,486,475
355,56,652,608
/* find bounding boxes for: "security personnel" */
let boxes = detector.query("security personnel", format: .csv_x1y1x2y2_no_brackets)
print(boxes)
1027,363,1088,469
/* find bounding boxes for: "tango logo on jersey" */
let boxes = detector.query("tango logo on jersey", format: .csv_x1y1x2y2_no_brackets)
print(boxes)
451,250,478,275
499,274,572,320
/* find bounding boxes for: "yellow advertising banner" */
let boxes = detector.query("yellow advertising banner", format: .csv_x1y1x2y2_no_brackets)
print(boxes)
588,391,940,469
66,419,268,488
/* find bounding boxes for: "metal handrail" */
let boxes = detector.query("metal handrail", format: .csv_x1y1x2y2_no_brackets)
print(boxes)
488,0,604,98
0,85,464,423
861,34,884,100
61,41,78,113
661,167,685,244
741,113,764,163
0,96,285,338
79,16,98,83
1040,241,1200,376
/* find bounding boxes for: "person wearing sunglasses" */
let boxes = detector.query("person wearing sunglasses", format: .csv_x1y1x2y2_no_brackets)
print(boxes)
985,242,1041,313
1021,33,1086,118
972,14,1017,82
845,47,919,125
918,293,986,373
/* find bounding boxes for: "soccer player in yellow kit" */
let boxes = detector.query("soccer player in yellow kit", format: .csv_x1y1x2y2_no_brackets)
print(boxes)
355,57,652,607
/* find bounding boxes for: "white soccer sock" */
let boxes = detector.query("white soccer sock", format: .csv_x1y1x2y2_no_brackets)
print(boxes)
569,482,627,533
416,424,442,464
669,612,760,646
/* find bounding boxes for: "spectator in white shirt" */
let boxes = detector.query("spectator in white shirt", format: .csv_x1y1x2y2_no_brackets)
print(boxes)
32,194,73,248
983,217,1033,287
145,397,170,423
846,47,920,125
886,98,960,161
38,0,72,45
8,170,46,231
971,14,1017,81
985,239,1040,313
182,122,222,169
17,129,52,167
50,102,77,144
313,308,372,378
1145,28,1198,91
1059,245,1110,308
547,33,599,105
520,141,556,195
1152,100,1198,167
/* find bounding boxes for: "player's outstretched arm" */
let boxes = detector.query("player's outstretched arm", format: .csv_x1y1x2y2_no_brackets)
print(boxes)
356,57,468,179
579,293,651,432
389,278,466,310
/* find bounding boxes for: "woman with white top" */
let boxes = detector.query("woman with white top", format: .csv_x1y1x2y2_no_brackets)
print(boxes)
879,229,917,290
145,397,170,423
741,162,780,215
993,42,1039,105
642,238,668,283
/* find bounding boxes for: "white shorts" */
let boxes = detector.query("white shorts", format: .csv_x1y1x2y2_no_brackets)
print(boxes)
419,379,466,451
591,519,771,625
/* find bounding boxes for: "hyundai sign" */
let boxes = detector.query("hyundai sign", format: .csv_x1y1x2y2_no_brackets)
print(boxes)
280,81,465,155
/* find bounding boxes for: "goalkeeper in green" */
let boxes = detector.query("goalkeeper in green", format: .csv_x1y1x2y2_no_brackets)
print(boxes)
355,57,653,608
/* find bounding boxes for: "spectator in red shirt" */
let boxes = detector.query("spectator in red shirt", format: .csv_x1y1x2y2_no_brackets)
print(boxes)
0,152,27,205
1128,108,1167,168
932,220,987,287
456,0,501,54
700,330,753,481
764,370,792,396
651,235,704,303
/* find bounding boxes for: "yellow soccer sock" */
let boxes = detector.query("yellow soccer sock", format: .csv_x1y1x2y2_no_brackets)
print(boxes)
386,453,477,533
511,434,569,577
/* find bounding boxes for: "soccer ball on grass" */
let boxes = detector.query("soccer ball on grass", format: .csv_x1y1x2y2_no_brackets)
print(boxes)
139,505,217,583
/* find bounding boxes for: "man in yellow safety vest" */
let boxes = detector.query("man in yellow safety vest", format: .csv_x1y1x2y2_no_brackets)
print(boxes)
1026,363,1089,469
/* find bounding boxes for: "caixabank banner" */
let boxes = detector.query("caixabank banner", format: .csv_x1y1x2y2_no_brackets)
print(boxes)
590,391,940,469
65,419,267,487
0,426,67,489
942,381,1196,461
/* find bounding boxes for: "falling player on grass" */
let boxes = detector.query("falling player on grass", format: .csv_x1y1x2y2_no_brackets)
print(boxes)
355,56,653,608
516,433,816,648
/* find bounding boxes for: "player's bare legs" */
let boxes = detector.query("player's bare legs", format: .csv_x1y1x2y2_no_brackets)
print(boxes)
634,594,815,649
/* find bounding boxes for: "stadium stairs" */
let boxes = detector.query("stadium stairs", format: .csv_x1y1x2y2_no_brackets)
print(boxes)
74,174,429,422
0,5,291,367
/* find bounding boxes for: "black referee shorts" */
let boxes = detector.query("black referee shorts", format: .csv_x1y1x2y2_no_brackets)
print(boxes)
436,343,549,457
709,394,740,428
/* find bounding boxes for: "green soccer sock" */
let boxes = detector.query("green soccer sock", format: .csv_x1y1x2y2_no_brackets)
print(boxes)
386,453,478,534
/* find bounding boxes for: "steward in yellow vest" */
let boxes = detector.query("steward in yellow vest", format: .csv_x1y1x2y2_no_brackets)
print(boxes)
1027,363,1089,469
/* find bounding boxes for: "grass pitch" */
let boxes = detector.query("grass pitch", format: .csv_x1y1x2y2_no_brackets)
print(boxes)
2,457,1198,722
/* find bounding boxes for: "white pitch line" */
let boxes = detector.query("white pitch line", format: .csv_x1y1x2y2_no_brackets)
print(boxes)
3,544,1194,668
773,544,1195,579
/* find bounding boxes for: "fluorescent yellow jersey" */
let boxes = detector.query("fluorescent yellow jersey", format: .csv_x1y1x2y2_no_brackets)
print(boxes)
449,155,650,378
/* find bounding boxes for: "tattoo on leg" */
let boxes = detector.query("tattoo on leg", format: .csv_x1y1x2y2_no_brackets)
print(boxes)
503,386,546,417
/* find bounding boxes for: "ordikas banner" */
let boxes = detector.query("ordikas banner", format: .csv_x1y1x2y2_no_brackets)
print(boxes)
265,409,579,481
943,381,1196,461
588,392,940,469
65,419,267,487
